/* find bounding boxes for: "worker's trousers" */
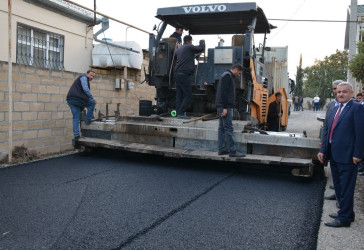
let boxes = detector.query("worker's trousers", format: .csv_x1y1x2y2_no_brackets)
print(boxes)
217,107,237,153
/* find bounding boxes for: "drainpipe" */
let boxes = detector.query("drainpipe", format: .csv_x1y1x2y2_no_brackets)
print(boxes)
8,0,12,162
94,17,140,54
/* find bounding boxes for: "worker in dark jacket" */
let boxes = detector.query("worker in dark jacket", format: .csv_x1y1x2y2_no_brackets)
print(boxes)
215,64,245,157
267,92,283,131
66,70,96,140
173,35,205,119
169,26,183,45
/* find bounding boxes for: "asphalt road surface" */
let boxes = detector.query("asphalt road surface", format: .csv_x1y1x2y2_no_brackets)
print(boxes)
0,149,324,249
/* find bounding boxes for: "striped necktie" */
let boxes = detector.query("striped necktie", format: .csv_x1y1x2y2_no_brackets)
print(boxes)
329,104,343,141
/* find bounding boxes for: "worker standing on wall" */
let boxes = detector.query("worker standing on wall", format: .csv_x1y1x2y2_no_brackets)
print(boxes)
66,70,96,140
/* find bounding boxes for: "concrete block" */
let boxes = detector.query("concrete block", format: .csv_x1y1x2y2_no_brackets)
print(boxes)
0,71,8,81
40,76,54,85
12,73,26,82
29,103,45,112
0,132,6,140
42,120,55,129
16,83,32,92
13,121,28,130
23,130,38,139
22,93,37,102
51,128,64,136
32,85,47,93
51,71,63,77
55,120,66,127
47,86,60,94
14,102,30,111
35,69,50,76
47,145,61,154
38,129,51,138
0,103,8,112
20,66,35,74
38,94,51,102
51,112,64,120
51,94,64,103
28,121,43,129
26,75,40,84
44,103,57,112
22,112,38,121
38,112,52,120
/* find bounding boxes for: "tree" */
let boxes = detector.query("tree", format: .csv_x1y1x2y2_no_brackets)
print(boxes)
294,54,304,97
348,31,364,83
303,50,348,108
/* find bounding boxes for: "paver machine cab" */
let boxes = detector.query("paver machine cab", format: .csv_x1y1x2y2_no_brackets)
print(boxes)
147,2,288,129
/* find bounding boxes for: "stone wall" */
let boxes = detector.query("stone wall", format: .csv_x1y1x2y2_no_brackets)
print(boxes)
0,57,155,160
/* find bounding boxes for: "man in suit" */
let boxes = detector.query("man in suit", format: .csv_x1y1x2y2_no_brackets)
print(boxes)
318,82,364,227
321,80,342,201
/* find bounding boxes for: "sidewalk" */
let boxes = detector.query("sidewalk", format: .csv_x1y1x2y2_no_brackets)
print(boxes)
287,110,363,249
317,166,364,249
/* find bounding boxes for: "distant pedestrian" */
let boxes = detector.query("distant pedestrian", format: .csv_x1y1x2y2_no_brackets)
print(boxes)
313,95,320,111
298,96,304,111
294,95,298,111
356,92,363,103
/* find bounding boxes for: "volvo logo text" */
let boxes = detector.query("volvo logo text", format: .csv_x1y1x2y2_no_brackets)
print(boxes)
182,5,227,13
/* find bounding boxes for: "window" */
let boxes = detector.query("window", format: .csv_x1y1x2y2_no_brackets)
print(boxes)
16,23,64,70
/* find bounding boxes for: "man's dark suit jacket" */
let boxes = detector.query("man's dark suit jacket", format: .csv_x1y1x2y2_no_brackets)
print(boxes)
320,99,364,163
321,100,337,143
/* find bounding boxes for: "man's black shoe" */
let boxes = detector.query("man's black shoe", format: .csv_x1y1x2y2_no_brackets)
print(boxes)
324,194,336,200
329,185,334,190
229,151,246,157
177,114,190,119
324,219,350,228
329,213,355,222
85,120,93,125
218,151,229,155
329,213,338,219
358,163,364,172
74,135,80,140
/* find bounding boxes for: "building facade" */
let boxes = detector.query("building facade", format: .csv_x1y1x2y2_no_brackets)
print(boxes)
0,0,155,161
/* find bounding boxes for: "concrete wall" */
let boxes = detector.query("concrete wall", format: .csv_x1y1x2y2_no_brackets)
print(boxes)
0,59,156,160
0,0,94,73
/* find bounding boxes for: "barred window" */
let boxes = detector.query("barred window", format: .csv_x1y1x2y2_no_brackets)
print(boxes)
16,23,64,70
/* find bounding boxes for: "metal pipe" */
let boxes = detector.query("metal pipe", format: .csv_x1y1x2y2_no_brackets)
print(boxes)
8,0,12,162
64,0,150,34
94,17,140,53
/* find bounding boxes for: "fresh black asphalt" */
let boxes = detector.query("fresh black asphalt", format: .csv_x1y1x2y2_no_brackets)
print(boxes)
0,149,325,249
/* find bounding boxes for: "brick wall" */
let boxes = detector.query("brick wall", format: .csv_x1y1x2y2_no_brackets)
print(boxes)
0,57,155,160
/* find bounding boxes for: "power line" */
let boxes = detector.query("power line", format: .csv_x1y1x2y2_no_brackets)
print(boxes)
269,19,360,23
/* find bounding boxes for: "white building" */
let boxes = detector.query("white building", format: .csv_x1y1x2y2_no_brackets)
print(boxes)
0,0,100,73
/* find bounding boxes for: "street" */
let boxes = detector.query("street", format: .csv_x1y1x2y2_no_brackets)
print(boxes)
0,148,324,249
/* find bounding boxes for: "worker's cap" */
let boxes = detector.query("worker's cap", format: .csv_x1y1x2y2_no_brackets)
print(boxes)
183,35,193,42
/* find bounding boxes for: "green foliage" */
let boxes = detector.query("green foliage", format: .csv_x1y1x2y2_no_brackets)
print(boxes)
348,37,364,82
302,50,348,108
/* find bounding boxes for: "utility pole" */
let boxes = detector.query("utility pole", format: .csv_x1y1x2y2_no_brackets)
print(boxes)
348,0,358,93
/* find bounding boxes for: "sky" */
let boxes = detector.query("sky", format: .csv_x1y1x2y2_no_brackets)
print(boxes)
78,0,364,79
